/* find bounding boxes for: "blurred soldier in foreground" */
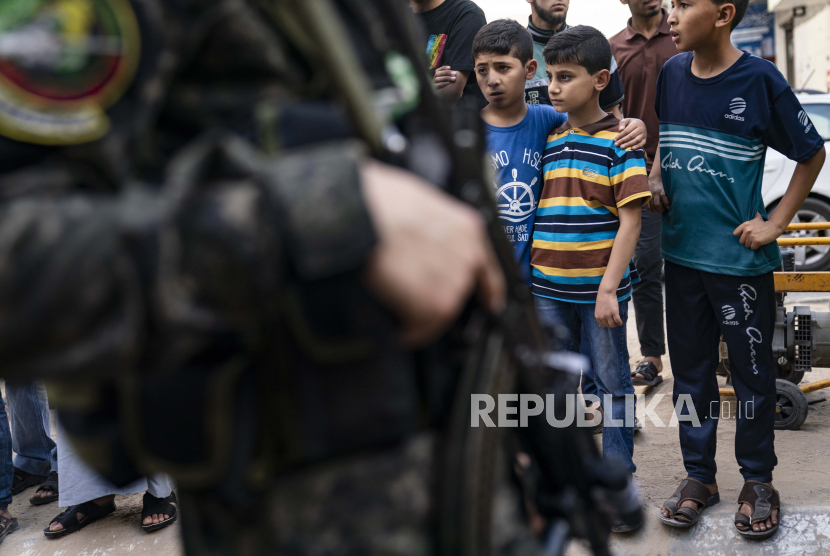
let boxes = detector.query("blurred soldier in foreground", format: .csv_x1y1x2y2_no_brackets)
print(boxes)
0,1,636,554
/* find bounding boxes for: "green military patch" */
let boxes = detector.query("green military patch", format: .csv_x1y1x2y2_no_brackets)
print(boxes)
0,0,141,145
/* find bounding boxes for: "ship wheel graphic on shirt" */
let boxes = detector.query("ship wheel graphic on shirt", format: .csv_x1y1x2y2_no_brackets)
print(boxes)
496,169,537,223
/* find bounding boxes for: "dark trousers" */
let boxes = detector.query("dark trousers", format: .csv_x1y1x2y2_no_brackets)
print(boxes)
632,207,666,357
665,261,777,483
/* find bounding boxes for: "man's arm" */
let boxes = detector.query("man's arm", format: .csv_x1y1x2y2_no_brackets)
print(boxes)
595,203,642,328
435,69,471,105
734,146,827,250
431,8,485,106
0,140,506,376
433,66,455,90
362,159,504,344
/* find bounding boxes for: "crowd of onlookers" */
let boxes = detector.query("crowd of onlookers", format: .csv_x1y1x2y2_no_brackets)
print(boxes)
413,0,672,436
414,0,824,538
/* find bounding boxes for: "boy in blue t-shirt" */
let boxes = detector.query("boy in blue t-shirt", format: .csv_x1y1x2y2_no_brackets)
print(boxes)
651,0,826,538
459,19,646,283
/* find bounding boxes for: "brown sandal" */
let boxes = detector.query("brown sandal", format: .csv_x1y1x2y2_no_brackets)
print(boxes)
631,361,663,387
658,478,720,528
0,515,18,544
734,481,780,539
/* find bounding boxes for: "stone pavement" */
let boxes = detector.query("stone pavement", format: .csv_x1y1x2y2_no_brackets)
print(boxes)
0,388,184,556
563,297,830,556
2,297,829,556
0,485,183,556
569,505,830,556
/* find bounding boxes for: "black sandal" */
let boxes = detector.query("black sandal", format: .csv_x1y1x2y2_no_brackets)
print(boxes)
734,481,780,539
29,471,59,506
11,467,47,495
142,492,178,532
0,515,18,544
631,361,663,387
658,478,719,528
43,499,116,539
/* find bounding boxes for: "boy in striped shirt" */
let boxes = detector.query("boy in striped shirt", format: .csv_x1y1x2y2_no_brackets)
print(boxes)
530,26,651,500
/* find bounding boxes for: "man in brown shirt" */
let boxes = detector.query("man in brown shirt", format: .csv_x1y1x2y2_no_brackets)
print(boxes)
609,1,678,386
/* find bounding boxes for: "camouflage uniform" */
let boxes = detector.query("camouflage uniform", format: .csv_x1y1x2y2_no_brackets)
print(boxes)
0,1,544,554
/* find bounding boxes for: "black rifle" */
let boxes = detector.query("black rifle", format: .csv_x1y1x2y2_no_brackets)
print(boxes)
266,1,643,554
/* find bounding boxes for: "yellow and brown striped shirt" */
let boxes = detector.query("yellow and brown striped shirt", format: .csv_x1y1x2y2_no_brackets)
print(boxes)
531,115,651,303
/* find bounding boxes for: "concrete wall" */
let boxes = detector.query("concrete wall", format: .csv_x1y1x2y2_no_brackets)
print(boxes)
775,2,830,90
775,10,789,82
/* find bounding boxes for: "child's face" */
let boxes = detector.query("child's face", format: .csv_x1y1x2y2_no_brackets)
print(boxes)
474,52,537,110
546,63,609,114
667,0,728,52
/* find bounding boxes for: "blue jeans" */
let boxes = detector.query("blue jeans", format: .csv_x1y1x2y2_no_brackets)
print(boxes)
580,328,598,398
534,296,636,474
0,381,57,509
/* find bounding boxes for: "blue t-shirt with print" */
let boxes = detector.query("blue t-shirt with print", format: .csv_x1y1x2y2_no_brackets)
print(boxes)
655,51,824,276
486,103,567,284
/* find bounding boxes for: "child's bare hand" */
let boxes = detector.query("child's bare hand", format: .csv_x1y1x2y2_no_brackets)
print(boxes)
433,66,456,90
615,118,647,151
733,212,784,250
595,291,623,329
646,175,670,213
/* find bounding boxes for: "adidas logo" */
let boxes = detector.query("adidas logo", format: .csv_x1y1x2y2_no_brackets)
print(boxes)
798,110,813,133
730,98,746,114
722,305,737,323
725,97,746,121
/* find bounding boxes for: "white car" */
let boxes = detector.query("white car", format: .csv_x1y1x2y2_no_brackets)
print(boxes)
763,92,830,270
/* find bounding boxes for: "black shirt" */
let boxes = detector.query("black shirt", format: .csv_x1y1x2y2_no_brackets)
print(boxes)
525,19,625,112
414,0,487,109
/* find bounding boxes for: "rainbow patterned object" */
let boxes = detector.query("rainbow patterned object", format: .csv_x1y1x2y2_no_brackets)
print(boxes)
426,33,446,70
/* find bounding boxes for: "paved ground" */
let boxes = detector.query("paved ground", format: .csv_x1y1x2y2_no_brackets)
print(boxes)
1,489,183,556
0,406,184,556
568,296,830,556
2,296,829,556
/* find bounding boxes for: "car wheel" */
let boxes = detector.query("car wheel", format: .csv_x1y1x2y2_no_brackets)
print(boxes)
774,198,830,271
